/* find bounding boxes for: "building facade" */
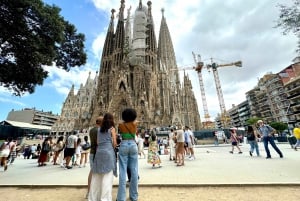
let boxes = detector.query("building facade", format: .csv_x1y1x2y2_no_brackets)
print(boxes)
7,108,59,127
227,101,251,128
284,61,300,126
52,1,201,134
242,59,300,126
51,72,98,135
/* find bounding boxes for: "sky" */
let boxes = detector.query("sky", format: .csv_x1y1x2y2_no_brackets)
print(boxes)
0,0,298,123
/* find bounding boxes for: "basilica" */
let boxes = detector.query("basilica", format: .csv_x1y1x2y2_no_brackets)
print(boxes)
51,0,202,134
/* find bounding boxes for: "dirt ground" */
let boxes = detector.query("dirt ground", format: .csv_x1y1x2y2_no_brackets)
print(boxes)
0,186,299,201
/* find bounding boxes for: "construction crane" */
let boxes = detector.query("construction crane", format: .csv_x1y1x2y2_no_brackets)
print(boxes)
207,59,242,128
170,52,212,128
192,52,211,126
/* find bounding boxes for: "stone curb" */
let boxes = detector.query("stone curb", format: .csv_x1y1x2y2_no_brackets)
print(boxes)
1,183,300,188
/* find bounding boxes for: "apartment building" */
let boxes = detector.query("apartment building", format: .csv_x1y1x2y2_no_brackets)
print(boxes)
246,87,260,118
285,76,300,125
283,60,300,126
241,59,300,126
244,73,288,124
227,101,251,128
6,108,59,127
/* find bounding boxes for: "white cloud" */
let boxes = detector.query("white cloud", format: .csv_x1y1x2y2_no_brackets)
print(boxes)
43,64,98,96
0,96,26,106
92,32,106,61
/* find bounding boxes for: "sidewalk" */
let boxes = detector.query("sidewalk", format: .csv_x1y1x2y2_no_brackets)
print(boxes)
1,143,300,187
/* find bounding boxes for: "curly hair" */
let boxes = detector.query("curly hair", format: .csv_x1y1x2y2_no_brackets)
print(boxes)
121,108,137,122
100,113,115,132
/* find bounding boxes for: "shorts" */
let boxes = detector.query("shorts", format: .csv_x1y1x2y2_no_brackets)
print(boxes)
64,148,75,157
187,142,193,148
232,142,238,146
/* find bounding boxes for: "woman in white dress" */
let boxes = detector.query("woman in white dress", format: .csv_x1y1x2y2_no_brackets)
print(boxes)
168,128,176,160
137,133,145,159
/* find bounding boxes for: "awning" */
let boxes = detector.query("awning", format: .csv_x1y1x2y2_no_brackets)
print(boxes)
1,120,51,130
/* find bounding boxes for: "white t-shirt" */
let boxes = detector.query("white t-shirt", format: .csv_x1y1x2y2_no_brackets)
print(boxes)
67,135,78,148
184,131,191,143
176,130,184,143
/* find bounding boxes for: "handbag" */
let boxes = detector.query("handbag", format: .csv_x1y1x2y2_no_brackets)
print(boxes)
82,142,91,150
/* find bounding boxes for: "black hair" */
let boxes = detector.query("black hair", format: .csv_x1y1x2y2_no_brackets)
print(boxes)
57,136,64,144
151,129,156,141
100,113,115,132
247,125,254,133
121,108,137,122
77,137,82,144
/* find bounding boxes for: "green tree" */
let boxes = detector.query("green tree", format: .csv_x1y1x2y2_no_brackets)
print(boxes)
269,122,288,134
0,0,87,96
246,117,262,126
276,0,300,53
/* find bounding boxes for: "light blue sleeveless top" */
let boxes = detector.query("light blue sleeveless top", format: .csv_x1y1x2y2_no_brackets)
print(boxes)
91,128,117,176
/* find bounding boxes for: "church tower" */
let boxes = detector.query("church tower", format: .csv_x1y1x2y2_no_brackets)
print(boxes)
89,0,201,130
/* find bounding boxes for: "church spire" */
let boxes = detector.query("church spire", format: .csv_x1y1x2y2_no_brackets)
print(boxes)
145,1,157,65
114,0,125,49
102,9,115,58
99,9,115,76
113,0,126,66
124,6,132,57
67,84,75,99
157,8,178,73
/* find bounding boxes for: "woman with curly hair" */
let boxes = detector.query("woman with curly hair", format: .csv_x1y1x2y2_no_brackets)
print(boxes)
116,108,139,201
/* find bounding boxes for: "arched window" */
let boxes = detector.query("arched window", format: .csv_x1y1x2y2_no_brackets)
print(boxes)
119,81,126,91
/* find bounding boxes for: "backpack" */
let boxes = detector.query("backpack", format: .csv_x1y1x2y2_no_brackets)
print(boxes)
247,132,255,141
42,143,51,153
82,142,91,151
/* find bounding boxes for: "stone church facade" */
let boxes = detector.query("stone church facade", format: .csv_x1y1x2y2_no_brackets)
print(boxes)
52,0,201,134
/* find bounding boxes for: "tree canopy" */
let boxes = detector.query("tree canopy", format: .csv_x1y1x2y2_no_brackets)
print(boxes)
276,0,300,53
0,0,87,96
246,117,261,126
269,122,288,134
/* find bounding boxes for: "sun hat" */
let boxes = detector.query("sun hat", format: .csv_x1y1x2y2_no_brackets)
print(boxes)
257,120,263,124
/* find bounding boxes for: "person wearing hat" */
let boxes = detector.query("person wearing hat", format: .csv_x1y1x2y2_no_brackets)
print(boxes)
257,120,283,159
292,123,300,151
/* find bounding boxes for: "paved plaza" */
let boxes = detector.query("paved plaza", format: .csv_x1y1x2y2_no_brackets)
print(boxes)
0,143,300,187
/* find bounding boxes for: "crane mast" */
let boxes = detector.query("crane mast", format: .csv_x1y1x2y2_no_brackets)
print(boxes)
211,62,227,115
207,59,242,128
192,52,211,125
170,53,242,129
